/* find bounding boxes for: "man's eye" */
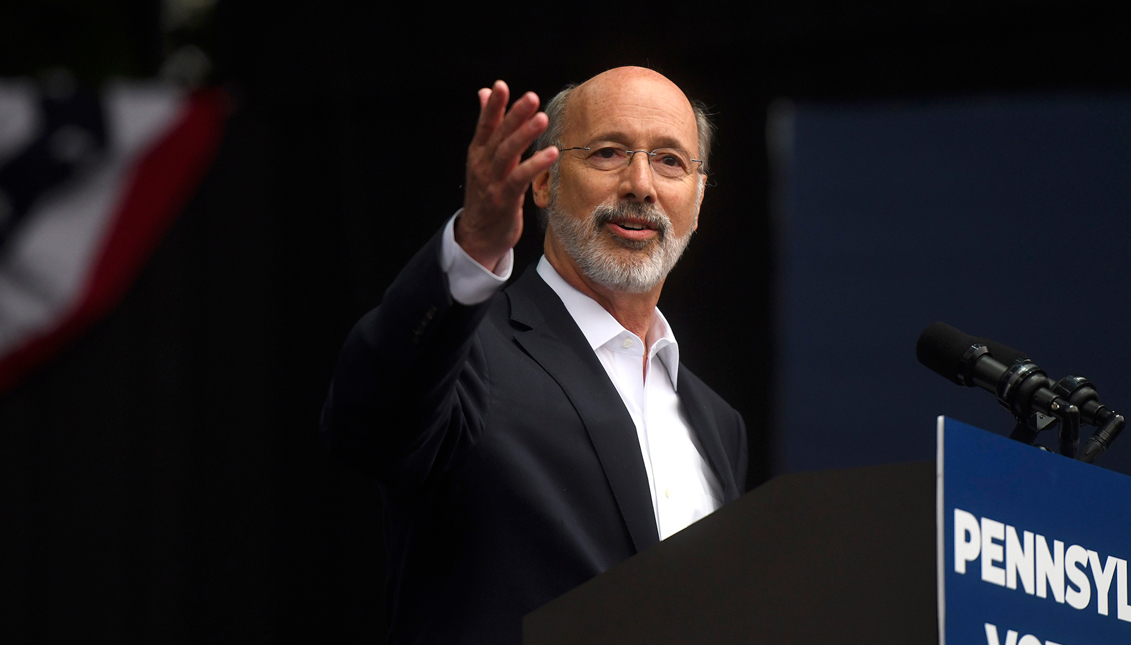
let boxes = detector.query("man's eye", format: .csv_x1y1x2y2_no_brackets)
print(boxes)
592,147,620,159
658,154,683,167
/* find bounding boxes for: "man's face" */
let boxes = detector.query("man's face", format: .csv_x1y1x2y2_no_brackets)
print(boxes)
534,69,705,294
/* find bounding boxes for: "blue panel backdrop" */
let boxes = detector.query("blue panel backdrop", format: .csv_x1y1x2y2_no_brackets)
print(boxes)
774,96,1131,476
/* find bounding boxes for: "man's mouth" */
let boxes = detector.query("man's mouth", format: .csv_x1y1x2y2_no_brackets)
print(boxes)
616,221,650,231
606,219,658,241
592,203,669,245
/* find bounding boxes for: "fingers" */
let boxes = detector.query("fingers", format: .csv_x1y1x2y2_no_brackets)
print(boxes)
491,110,549,176
472,82,543,164
489,91,539,148
465,80,556,213
507,145,559,192
472,80,509,147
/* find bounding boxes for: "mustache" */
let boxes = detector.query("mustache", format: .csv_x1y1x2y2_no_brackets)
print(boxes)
592,202,670,237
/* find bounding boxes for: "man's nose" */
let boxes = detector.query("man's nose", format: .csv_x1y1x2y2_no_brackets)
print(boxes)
619,152,656,203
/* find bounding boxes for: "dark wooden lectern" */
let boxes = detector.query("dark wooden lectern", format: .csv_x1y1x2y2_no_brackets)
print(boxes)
524,461,938,644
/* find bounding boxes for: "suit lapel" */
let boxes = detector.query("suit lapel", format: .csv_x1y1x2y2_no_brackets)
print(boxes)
506,267,660,552
676,365,739,503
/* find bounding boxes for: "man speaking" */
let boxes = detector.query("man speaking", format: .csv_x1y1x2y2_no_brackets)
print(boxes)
322,67,748,644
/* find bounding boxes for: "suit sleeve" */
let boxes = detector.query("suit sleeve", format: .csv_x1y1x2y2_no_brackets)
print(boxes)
320,226,499,486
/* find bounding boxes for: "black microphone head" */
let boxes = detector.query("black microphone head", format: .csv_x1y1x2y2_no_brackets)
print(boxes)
917,322,979,385
916,322,1030,385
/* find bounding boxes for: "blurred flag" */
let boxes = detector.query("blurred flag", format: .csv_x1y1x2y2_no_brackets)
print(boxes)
0,79,228,392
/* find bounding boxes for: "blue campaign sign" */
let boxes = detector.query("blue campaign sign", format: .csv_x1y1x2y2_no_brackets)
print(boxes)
938,417,1131,645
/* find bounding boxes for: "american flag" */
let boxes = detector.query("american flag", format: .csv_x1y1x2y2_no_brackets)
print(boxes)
0,78,228,392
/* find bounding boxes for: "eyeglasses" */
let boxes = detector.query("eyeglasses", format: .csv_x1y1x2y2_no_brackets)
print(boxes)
559,144,703,179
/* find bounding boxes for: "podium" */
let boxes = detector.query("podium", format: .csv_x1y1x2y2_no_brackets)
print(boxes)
524,418,1131,644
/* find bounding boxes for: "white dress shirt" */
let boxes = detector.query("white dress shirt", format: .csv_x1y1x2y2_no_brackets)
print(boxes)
439,213,722,539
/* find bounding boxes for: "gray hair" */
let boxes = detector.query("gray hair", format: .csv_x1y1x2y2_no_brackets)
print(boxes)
533,84,716,175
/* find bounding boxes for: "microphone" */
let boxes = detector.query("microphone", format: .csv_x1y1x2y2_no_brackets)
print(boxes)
916,322,1080,458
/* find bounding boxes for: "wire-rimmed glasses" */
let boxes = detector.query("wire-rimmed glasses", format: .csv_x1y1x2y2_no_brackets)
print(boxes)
559,144,703,179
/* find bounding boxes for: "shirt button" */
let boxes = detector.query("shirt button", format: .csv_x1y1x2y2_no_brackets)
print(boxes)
664,488,670,498
622,338,633,348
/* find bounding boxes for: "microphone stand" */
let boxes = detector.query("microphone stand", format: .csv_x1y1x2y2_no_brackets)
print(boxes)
996,369,1124,463
988,358,1081,459
1052,375,1126,464
1008,412,1056,449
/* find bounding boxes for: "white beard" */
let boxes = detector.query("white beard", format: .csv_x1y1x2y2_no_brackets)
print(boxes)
545,195,696,294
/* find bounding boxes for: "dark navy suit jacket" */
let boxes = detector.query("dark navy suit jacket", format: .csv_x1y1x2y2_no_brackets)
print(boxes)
321,230,748,644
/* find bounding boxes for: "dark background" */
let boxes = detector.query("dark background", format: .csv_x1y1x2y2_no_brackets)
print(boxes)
1,1,1127,641
776,96,1131,474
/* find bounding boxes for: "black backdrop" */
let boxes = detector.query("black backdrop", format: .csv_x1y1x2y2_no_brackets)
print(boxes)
2,2,1127,641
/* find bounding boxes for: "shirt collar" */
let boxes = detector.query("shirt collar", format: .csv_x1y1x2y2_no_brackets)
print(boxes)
536,256,681,389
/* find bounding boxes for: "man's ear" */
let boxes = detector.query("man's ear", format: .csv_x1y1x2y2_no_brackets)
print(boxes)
532,168,553,208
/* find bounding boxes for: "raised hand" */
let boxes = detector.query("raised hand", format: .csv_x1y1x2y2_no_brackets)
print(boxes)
456,80,560,271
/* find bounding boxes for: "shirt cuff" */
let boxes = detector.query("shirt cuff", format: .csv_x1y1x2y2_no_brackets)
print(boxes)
439,210,513,305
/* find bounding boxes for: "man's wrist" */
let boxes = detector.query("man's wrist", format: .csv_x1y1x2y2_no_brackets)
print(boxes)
440,211,512,305
453,214,509,272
